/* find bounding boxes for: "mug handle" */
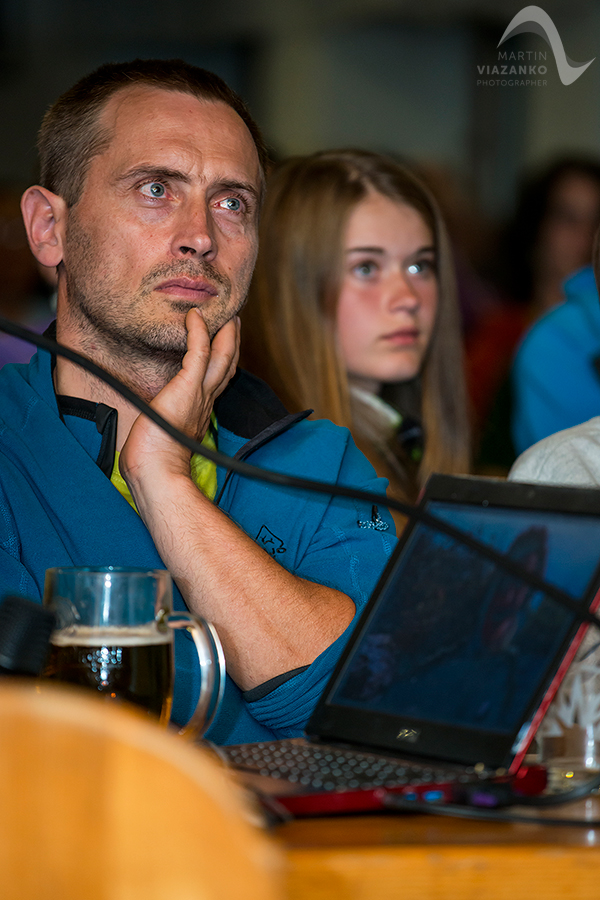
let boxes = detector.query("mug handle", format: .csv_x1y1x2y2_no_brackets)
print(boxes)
165,612,226,739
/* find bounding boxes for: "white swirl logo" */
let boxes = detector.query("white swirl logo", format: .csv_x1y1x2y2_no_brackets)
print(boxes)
498,5,595,85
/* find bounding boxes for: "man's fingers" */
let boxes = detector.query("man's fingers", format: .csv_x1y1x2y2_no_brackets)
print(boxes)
180,308,212,380
146,310,238,444
202,315,240,397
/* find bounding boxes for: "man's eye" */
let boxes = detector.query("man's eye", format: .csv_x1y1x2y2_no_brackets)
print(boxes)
219,197,242,212
140,182,167,198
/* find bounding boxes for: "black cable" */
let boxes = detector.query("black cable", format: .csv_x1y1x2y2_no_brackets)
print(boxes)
7,318,600,823
380,756,600,819
2,314,600,633
526,774,600,806
476,771,600,808
382,792,600,827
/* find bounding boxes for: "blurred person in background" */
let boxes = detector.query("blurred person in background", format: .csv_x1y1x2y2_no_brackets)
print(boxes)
0,185,56,366
502,158,600,317
470,157,600,471
510,264,600,455
240,149,470,532
510,223,600,487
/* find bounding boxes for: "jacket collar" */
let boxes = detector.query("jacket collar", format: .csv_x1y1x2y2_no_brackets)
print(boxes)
30,324,312,475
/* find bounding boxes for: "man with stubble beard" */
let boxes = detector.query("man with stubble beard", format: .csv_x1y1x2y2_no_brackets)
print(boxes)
0,59,395,744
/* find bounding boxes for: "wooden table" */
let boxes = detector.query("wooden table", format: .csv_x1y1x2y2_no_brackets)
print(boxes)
274,797,600,900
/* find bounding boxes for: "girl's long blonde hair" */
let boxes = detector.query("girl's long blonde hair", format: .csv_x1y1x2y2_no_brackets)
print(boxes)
241,149,470,506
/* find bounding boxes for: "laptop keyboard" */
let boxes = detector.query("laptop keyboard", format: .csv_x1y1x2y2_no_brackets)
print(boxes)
223,739,482,792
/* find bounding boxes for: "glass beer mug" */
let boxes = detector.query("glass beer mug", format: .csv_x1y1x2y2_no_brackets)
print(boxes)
42,566,225,738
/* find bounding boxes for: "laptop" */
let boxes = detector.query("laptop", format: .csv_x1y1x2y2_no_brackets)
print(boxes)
221,474,600,816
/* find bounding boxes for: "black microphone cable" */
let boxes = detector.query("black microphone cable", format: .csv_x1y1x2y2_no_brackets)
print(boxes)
5,316,600,819
1,314,599,633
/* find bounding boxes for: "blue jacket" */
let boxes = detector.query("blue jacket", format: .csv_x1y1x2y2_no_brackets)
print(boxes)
0,348,395,744
511,266,600,455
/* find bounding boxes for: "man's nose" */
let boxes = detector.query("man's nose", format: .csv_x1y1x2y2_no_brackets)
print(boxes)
170,203,216,259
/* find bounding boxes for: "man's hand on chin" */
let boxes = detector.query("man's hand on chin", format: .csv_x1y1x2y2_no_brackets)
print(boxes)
118,309,240,489
105,306,355,691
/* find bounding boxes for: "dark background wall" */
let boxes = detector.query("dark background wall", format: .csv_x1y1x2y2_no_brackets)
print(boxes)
0,0,597,224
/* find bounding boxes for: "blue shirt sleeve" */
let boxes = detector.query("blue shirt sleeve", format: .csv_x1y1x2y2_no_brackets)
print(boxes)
236,432,396,740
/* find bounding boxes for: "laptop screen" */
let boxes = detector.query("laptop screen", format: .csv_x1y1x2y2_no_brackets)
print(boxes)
310,476,600,772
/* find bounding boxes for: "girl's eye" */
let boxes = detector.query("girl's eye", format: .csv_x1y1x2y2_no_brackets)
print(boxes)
407,258,436,276
140,182,167,199
219,197,242,212
353,261,377,278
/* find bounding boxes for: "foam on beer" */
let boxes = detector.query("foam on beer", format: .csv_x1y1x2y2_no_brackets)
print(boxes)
51,625,171,646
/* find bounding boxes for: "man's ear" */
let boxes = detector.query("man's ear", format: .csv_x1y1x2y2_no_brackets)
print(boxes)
20,186,67,268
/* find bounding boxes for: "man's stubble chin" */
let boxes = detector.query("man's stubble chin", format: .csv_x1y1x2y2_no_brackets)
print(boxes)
62,212,254,385
65,261,208,365
65,273,185,362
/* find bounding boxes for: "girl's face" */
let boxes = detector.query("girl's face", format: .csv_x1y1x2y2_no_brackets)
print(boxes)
335,190,438,394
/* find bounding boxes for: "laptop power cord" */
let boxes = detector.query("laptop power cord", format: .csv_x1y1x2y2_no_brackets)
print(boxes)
383,771,600,827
